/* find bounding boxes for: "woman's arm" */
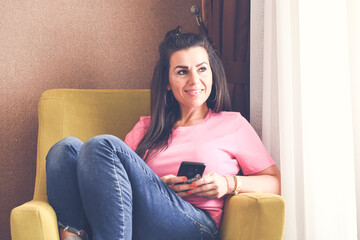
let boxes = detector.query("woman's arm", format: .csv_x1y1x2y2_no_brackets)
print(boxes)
230,165,281,195
161,165,281,199
185,165,281,199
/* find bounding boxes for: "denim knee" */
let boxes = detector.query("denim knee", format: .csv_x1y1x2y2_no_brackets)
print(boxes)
46,136,87,232
76,135,133,239
78,134,126,163
82,134,122,150
46,136,83,173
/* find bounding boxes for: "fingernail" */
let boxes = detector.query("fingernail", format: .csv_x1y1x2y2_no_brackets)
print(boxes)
190,183,196,188
186,190,191,194
183,177,187,181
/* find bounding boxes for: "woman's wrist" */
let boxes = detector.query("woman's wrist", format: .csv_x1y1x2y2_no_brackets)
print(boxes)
224,175,236,194
224,175,242,195
232,175,242,194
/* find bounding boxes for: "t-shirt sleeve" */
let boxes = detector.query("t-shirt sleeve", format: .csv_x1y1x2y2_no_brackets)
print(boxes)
124,116,150,151
235,114,275,175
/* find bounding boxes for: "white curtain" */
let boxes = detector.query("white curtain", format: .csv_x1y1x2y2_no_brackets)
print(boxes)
250,0,360,239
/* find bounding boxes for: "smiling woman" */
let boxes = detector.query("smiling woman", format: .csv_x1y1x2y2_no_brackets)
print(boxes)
43,26,281,240
168,47,213,126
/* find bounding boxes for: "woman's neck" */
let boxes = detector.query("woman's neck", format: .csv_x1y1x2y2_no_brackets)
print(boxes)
174,106,209,128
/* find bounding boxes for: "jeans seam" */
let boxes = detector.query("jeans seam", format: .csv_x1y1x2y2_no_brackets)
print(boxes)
194,220,218,238
110,150,125,239
115,147,174,202
115,146,218,238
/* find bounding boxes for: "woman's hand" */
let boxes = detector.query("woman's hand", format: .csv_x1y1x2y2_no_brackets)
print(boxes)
182,173,228,199
161,174,192,195
161,173,230,199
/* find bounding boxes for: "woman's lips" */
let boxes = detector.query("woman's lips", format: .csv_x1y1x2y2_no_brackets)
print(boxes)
184,89,203,95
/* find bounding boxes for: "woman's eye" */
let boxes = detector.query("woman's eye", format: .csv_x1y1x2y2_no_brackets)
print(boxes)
199,67,207,72
177,70,187,75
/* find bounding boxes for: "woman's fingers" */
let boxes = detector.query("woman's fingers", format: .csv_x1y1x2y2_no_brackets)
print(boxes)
161,174,193,194
161,174,186,185
160,174,176,184
169,176,188,185
161,173,228,199
189,173,228,199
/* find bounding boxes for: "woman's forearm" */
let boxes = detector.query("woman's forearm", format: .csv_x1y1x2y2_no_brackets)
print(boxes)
237,174,281,194
225,165,281,195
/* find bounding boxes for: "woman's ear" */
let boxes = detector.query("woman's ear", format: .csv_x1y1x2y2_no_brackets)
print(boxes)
167,85,171,91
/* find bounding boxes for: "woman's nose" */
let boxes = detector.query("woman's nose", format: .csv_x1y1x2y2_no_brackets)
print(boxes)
187,72,200,85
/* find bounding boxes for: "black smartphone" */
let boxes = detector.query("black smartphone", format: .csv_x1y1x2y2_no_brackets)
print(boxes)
175,161,206,185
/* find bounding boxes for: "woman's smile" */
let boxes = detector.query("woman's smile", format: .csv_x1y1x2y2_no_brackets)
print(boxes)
168,46,213,114
184,89,204,95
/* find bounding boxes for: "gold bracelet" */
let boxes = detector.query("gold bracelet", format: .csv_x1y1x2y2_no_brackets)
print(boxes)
231,175,237,194
234,176,242,194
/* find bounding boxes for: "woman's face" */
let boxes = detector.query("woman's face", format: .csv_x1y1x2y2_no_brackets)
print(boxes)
168,46,213,113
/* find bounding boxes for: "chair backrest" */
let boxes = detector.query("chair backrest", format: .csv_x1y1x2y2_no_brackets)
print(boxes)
33,89,150,201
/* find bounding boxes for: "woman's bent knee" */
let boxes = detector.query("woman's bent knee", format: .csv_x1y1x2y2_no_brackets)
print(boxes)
48,137,83,157
79,135,125,156
83,135,123,148
46,136,83,172
77,135,132,175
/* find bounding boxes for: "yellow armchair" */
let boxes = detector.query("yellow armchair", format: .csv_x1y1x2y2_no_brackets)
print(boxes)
10,89,285,240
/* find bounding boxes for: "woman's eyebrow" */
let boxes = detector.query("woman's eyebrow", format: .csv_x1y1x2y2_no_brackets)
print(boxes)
196,62,208,67
174,65,189,70
173,62,209,70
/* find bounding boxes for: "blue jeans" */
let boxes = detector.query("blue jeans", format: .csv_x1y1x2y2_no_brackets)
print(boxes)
46,135,219,240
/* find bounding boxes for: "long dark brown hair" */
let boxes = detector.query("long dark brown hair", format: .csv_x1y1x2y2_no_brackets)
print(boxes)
135,26,231,161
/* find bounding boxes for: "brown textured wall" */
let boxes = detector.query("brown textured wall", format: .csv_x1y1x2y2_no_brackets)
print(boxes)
0,1,200,239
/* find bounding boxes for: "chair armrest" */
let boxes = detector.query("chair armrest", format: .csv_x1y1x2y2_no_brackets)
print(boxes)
11,200,59,240
220,193,285,240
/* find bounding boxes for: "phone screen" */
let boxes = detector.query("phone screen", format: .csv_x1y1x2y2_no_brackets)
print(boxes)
175,161,206,185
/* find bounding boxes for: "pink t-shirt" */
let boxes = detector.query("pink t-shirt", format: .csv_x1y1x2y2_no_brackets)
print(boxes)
124,110,275,228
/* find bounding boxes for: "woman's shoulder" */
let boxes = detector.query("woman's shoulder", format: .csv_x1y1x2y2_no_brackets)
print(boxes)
210,110,243,121
132,116,151,132
139,115,151,125
207,110,248,129
124,116,150,150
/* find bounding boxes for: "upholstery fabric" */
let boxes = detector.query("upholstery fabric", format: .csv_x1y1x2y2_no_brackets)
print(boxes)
10,89,285,240
221,193,285,240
